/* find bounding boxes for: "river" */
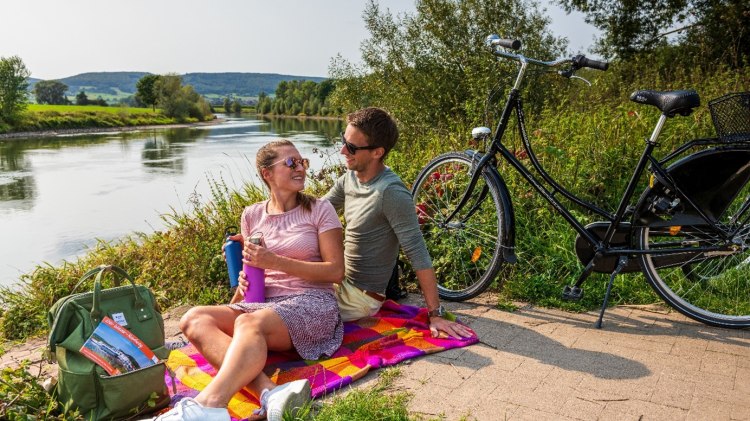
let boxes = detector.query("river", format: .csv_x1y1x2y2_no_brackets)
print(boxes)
0,115,344,288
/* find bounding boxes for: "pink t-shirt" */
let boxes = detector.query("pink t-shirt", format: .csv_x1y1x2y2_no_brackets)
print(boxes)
240,198,342,297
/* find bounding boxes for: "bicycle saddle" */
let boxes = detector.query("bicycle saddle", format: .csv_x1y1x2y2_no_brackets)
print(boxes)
629,89,701,117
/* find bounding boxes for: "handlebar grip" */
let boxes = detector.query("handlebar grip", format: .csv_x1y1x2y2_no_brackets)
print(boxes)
496,38,521,50
573,55,609,71
486,34,521,50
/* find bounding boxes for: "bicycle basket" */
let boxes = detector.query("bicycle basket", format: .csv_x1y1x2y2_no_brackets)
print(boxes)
709,92,750,142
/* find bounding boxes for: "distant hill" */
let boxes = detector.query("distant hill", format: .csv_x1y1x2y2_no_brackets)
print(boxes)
26,71,327,101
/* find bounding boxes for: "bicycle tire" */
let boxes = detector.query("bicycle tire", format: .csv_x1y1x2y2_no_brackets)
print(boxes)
411,152,507,301
635,187,750,328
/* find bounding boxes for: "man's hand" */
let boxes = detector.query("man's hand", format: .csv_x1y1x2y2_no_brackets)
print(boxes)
429,316,475,339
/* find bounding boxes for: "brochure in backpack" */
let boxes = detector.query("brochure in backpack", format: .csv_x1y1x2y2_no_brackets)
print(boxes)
79,316,159,375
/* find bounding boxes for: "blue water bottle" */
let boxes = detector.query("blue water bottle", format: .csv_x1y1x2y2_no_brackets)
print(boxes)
224,227,242,289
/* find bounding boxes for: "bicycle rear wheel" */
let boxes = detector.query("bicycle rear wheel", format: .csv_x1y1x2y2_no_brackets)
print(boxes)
411,152,506,300
636,187,750,328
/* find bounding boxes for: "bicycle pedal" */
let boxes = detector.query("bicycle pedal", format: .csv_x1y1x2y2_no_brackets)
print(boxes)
562,285,584,301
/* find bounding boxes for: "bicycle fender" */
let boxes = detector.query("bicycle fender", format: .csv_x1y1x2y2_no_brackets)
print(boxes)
635,146,750,225
466,150,517,263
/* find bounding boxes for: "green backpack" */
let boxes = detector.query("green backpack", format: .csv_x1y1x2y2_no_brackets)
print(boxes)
47,265,171,420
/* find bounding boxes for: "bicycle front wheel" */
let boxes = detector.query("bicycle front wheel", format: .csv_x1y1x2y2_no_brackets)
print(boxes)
636,191,750,328
412,152,507,301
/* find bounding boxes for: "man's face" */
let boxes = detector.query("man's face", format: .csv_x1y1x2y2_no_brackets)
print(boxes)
340,124,378,173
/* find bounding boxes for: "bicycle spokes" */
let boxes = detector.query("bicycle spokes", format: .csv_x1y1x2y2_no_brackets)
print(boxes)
412,153,505,300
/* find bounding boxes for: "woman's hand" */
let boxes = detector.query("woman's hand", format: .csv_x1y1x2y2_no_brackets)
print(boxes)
242,238,278,270
221,233,244,262
230,270,249,303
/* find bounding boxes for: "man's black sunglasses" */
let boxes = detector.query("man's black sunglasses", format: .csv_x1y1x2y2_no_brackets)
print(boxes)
341,132,379,154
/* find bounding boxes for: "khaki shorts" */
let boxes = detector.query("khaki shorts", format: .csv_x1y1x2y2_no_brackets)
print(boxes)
335,279,384,322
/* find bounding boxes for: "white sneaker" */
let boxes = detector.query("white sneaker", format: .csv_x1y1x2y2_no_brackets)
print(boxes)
151,397,230,421
262,379,311,421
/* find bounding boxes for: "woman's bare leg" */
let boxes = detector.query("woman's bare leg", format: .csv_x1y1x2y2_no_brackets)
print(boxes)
181,307,292,408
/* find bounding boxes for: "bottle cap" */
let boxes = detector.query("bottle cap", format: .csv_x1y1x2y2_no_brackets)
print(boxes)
249,232,263,245
225,226,238,238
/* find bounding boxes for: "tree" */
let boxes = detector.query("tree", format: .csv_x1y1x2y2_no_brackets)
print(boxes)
0,55,30,124
135,74,161,110
75,90,89,105
154,74,212,122
232,99,242,113
329,0,564,137
223,96,231,113
34,80,69,105
557,0,750,66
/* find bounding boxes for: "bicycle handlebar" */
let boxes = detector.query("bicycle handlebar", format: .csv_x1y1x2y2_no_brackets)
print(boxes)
486,34,609,72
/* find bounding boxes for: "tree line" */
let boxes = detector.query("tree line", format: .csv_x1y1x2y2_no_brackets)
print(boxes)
253,79,340,117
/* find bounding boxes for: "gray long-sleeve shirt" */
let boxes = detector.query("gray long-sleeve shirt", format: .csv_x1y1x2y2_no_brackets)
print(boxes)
323,168,433,294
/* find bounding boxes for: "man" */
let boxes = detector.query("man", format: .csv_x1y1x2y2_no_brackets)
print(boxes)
324,107,473,339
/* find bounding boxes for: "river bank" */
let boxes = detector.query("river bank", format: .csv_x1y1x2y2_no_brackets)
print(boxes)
0,118,226,140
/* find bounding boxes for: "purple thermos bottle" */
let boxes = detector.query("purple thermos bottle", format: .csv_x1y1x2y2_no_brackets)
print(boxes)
243,232,265,302
223,227,242,289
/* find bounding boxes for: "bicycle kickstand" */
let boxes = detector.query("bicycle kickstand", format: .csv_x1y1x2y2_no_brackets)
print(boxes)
595,255,628,329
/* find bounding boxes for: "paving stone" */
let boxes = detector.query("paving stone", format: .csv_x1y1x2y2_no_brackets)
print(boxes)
688,396,733,421
650,373,696,410
558,395,605,421
604,398,688,420
731,403,750,420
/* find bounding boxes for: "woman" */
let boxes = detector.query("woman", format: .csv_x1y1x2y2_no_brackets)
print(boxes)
154,140,344,421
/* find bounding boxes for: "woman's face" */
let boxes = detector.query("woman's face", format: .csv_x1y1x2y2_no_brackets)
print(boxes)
263,145,307,193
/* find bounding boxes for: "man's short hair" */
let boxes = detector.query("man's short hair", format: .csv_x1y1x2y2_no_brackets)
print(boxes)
347,107,399,158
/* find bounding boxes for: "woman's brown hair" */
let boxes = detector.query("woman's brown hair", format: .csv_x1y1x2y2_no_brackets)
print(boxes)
256,139,315,212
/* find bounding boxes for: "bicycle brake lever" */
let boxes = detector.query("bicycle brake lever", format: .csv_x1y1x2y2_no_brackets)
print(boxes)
570,75,592,86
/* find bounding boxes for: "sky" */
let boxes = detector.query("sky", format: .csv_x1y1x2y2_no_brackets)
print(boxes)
0,0,599,81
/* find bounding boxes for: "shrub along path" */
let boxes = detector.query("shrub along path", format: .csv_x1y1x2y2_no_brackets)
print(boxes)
2,295,749,420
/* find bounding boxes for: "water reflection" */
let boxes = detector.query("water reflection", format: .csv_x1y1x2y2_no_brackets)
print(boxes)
0,141,37,205
0,115,343,287
141,129,207,173
260,116,342,143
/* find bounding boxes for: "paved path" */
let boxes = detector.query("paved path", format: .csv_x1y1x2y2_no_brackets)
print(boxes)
372,294,750,421
3,296,749,420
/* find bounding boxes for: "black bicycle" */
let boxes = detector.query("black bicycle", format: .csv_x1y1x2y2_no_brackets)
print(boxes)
411,34,750,328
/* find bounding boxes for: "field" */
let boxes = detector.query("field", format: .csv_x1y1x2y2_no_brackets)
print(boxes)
27,103,160,115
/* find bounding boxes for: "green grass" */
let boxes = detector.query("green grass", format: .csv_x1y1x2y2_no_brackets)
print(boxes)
1,104,193,133
302,367,413,421
27,104,159,115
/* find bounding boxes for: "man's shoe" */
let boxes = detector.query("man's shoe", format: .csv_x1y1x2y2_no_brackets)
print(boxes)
264,379,311,421
151,397,230,421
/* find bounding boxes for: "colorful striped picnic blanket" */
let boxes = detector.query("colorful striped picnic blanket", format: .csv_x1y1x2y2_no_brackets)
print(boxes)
164,300,478,420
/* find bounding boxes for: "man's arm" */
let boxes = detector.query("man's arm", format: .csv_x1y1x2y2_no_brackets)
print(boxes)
322,174,346,212
383,184,474,339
